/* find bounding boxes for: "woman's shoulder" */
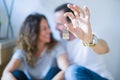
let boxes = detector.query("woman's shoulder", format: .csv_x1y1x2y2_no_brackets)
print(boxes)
14,48,25,53
13,48,26,57
12,48,26,60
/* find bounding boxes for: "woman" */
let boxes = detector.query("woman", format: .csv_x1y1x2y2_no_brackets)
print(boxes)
1,13,69,80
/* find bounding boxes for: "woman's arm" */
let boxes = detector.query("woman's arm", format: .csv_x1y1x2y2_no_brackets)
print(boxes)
52,53,69,80
1,58,21,80
57,53,69,71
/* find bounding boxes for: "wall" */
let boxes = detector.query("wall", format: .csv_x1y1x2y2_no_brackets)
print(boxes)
0,0,120,80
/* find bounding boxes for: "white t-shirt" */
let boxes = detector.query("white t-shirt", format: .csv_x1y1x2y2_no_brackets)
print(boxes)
63,38,113,80
12,43,65,80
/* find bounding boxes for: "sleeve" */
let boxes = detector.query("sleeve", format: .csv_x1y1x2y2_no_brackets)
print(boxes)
12,49,25,61
55,43,66,57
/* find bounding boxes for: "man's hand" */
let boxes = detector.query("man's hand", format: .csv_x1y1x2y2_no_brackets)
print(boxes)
64,4,93,43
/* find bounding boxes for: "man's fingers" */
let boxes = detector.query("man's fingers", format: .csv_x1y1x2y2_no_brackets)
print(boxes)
84,5,90,20
64,23,74,33
67,4,85,18
83,5,92,33
74,27,84,39
64,12,75,21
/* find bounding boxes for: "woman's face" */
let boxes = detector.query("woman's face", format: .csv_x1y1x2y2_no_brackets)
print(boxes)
39,18,51,44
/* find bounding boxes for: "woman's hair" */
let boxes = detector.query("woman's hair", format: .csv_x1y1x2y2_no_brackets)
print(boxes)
16,13,57,67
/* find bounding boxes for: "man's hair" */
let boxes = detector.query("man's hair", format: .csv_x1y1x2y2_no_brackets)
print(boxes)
55,3,74,23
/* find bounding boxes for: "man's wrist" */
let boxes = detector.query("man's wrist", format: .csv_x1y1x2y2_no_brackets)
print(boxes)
82,34,98,47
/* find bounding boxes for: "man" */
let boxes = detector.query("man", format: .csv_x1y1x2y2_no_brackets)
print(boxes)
53,3,113,80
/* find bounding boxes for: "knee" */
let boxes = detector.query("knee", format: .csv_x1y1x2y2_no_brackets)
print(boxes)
65,64,77,75
65,64,85,75
65,64,85,80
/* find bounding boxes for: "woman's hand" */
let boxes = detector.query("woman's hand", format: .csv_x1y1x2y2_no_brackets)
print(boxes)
64,4,93,43
1,59,21,80
1,72,17,80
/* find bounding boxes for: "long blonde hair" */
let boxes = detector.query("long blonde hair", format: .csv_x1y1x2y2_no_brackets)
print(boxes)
16,13,57,67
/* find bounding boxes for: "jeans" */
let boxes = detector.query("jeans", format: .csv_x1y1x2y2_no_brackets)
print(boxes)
65,64,108,80
45,67,61,80
12,67,60,80
12,70,29,80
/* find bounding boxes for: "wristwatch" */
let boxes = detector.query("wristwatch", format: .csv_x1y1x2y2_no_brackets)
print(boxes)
82,34,98,47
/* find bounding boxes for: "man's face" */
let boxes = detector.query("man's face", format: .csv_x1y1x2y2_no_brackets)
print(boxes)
54,10,66,37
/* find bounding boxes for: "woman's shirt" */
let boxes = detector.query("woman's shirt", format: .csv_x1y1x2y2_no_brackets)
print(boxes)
12,43,65,80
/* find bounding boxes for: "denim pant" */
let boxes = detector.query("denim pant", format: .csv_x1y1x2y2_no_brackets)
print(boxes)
12,65,108,80
65,64,108,80
12,67,61,80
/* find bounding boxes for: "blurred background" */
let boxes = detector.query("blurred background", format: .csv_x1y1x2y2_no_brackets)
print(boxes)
0,0,120,79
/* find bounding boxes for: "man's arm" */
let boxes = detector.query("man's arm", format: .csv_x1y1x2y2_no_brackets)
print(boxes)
64,4,109,54
90,39,109,54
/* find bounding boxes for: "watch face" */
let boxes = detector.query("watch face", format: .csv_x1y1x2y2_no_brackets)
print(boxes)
93,34,98,44
0,1,8,39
